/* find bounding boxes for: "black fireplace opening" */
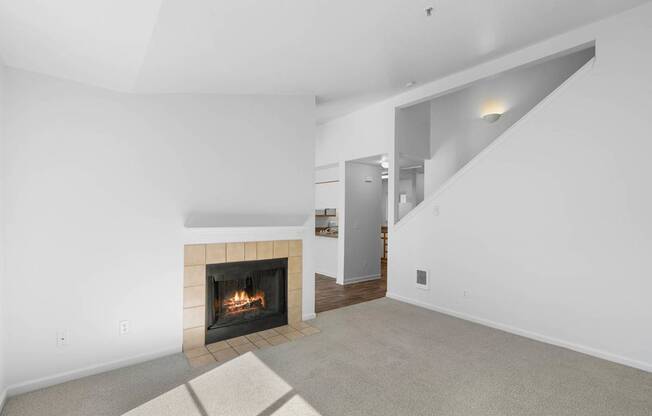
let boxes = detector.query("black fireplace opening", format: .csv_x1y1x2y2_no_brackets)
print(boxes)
205,258,287,344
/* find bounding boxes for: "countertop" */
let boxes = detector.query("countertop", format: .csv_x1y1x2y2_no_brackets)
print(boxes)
315,232,338,238
315,227,338,238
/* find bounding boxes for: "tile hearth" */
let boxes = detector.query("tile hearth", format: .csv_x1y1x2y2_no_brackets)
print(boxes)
183,321,320,368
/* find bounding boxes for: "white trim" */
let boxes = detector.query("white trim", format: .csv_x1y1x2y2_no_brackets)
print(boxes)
315,271,336,279
302,313,317,321
5,345,179,397
315,162,339,170
343,274,380,285
386,292,652,373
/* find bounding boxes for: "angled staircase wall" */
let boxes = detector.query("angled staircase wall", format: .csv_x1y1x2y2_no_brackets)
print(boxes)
388,6,652,371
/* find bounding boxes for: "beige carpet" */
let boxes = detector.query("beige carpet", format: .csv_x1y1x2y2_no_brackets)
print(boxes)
125,353,320,416
3,298,652,415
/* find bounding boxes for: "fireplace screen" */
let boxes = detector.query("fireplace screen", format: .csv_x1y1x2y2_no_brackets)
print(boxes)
206,258,287,344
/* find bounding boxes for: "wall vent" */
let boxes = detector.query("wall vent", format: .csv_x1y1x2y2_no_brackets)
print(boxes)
416,268,429,290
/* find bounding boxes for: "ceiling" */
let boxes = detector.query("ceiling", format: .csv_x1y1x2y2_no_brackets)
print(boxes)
0,0,647,123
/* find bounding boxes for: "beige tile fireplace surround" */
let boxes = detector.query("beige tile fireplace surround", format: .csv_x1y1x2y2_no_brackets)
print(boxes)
183,240,303,351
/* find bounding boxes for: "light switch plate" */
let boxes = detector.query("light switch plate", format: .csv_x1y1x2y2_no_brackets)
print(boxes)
119,320,130,335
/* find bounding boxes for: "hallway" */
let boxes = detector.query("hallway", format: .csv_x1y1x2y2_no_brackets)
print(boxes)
314,264,387,313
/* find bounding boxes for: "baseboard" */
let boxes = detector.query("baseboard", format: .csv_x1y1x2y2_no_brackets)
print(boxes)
315,271,336,279
0,386,7,414
343,274,380,285
302,313,317,321
386,292,652,373
6,345,180,397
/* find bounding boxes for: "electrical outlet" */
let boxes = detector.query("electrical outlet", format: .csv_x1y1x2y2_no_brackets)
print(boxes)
56,330,68,346
433,205,440,216
463,290,469,298
119,320,130,335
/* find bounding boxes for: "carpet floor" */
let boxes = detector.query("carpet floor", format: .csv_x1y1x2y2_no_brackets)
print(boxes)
3,298,652,415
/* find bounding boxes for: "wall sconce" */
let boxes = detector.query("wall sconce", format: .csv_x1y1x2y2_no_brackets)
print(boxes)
482,113,502,123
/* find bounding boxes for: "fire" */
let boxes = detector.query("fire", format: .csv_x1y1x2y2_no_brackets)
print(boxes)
224,290,266,314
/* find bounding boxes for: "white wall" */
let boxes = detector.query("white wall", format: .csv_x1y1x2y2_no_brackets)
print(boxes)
0,62,7,408
315,164,339,278
397,175,416,220
425,47,594,197
317,2,652,372
314,164,338,183
314,164,339,210
314,237,338,278
415,173,423,204
2,69,315,392
342,162,382,283
396,101,430,160
397,171,425,220
316,104,393,167
394,102,429,221
381,180,388,225
391,6,652,371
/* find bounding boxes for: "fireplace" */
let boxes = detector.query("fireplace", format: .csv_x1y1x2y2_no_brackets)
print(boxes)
205,258,288,344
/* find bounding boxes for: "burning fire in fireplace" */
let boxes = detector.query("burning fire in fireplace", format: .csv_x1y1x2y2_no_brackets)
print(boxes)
223,290,266,314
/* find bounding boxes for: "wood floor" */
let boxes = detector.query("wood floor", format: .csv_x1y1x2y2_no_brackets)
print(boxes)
315,263,387,313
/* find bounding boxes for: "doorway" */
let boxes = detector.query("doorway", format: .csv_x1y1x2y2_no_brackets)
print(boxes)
314,155,389,313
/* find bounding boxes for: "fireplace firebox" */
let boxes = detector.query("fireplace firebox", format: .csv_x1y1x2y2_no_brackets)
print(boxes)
205,258,287,344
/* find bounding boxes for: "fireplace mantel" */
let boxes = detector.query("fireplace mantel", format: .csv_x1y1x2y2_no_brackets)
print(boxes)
183,214,309,245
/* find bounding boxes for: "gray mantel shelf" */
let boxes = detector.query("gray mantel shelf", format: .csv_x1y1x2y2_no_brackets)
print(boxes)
183,214,310,245
184,213,309,228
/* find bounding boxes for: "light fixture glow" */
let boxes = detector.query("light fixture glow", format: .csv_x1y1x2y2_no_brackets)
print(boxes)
405,81,416,88
480,99,506,123
380,160,389,169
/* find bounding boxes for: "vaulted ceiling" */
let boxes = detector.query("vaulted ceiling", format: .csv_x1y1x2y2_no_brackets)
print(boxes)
0,0,647,122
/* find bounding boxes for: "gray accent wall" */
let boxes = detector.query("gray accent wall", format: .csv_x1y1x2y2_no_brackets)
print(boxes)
343,162,382,283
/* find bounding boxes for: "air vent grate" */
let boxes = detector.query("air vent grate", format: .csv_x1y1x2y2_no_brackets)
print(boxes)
416,268,429,290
